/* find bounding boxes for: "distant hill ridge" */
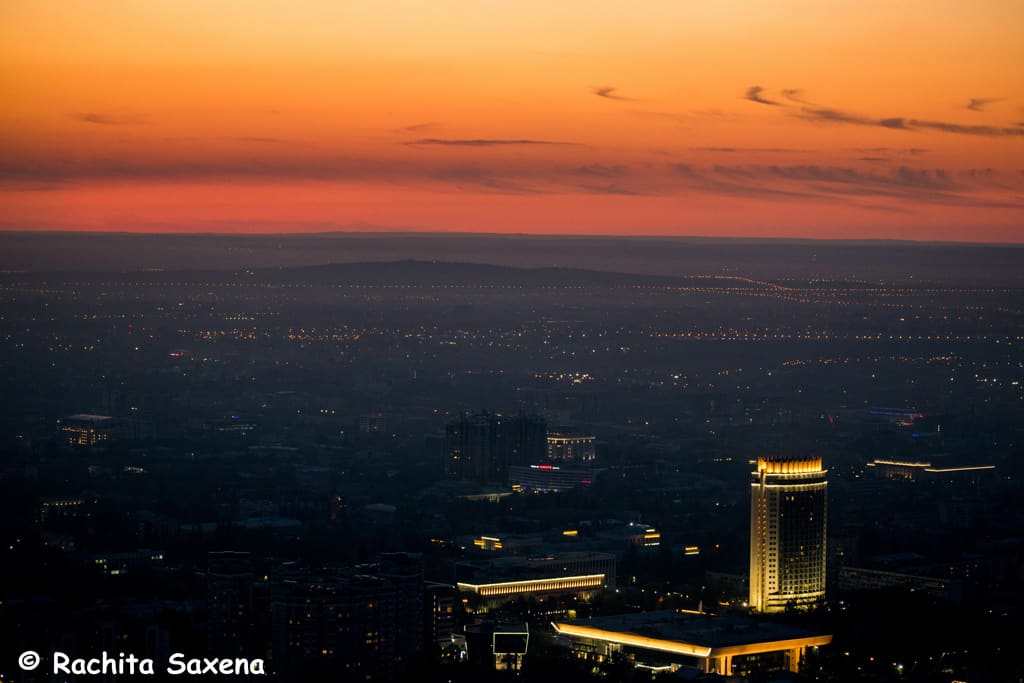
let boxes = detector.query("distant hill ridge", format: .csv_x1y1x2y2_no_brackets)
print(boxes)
2,232,1022,284
1,260,774,289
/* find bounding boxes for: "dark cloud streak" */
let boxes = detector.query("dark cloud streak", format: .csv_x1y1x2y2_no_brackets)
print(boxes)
967,97,1005,112
690,147,811,154
578,183,647,196
744,86,781,106
780,88,815,105
670,163,1020,208
405,138,577,147
593,87,634,101
751,86,1022,137
401,122,442,132
798,106,1023,137
75,112,148,125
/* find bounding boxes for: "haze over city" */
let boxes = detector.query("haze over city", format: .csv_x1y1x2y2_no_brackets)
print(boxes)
2,2,1024,682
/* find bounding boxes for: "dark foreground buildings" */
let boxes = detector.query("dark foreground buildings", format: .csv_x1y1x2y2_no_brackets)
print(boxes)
445,411,546,483
271,563,405,682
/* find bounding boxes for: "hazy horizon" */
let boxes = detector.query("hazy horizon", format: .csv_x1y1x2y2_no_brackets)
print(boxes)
4,231,1024,286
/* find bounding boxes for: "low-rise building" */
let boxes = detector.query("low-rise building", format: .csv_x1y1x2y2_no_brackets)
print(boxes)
552,611,831,677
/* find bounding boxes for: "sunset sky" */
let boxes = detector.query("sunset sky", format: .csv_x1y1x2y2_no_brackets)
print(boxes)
2,1,1022,241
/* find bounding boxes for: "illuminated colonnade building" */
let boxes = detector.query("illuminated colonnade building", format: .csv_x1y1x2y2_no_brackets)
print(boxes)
456,552,615,606
865,458,996,482
749,456,828,613
457,574,606,599
552,611,831,676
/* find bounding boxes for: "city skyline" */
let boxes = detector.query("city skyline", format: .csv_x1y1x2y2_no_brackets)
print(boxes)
2,3,1023,680
2,1,1023,241
1,242,1020,680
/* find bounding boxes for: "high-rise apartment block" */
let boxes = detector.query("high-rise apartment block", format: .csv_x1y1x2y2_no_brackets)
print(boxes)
749,456,828,613
445,411,546,483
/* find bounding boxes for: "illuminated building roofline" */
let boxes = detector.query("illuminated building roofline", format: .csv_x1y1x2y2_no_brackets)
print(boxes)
709,634,832,657
866,461,995,473
550,623,711,658
457,573,605,597
750,482,827,491
924,465,995,473
755,456,824,475
550,623,832,659
762,590,827,604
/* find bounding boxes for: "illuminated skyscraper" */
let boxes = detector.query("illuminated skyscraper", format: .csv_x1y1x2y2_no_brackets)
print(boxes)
749,456,827,613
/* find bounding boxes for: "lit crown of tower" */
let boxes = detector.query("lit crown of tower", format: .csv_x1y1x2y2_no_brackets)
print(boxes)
756,456,824,475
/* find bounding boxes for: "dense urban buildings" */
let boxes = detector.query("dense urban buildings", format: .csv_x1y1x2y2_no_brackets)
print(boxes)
206,551,256,658
271,564,401,682
749,456,828,613
445,411,547,483
1,235,1023,681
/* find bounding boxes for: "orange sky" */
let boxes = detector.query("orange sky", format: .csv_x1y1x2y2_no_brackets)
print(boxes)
1,0,1022,240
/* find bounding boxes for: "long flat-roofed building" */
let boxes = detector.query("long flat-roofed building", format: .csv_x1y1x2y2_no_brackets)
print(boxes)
508,463,601,492
456,552,615,605
866,458,995,482
749,456,828,613
552,611,831,677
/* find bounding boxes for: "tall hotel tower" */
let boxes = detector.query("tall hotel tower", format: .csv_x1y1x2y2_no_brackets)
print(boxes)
749,456,828,613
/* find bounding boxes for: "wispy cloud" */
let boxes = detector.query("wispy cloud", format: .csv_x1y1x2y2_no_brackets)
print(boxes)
748,86,1023,137
854,147,929,156
781,88,815,105
572,164,630,178
401,122,443,132
75,112,148,125
690,147,811,154
405,138,577,147
427,165,547,194
798,106,886,127
798,106,1023,137
669,162,1021,208
680,161,1006,206
578,183,647,196
234,137,301,145
911,118,1023,136
2,146,1020,210
592,87,634,101
673,163,821,200
966,97,1005,112
744,86,781,106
